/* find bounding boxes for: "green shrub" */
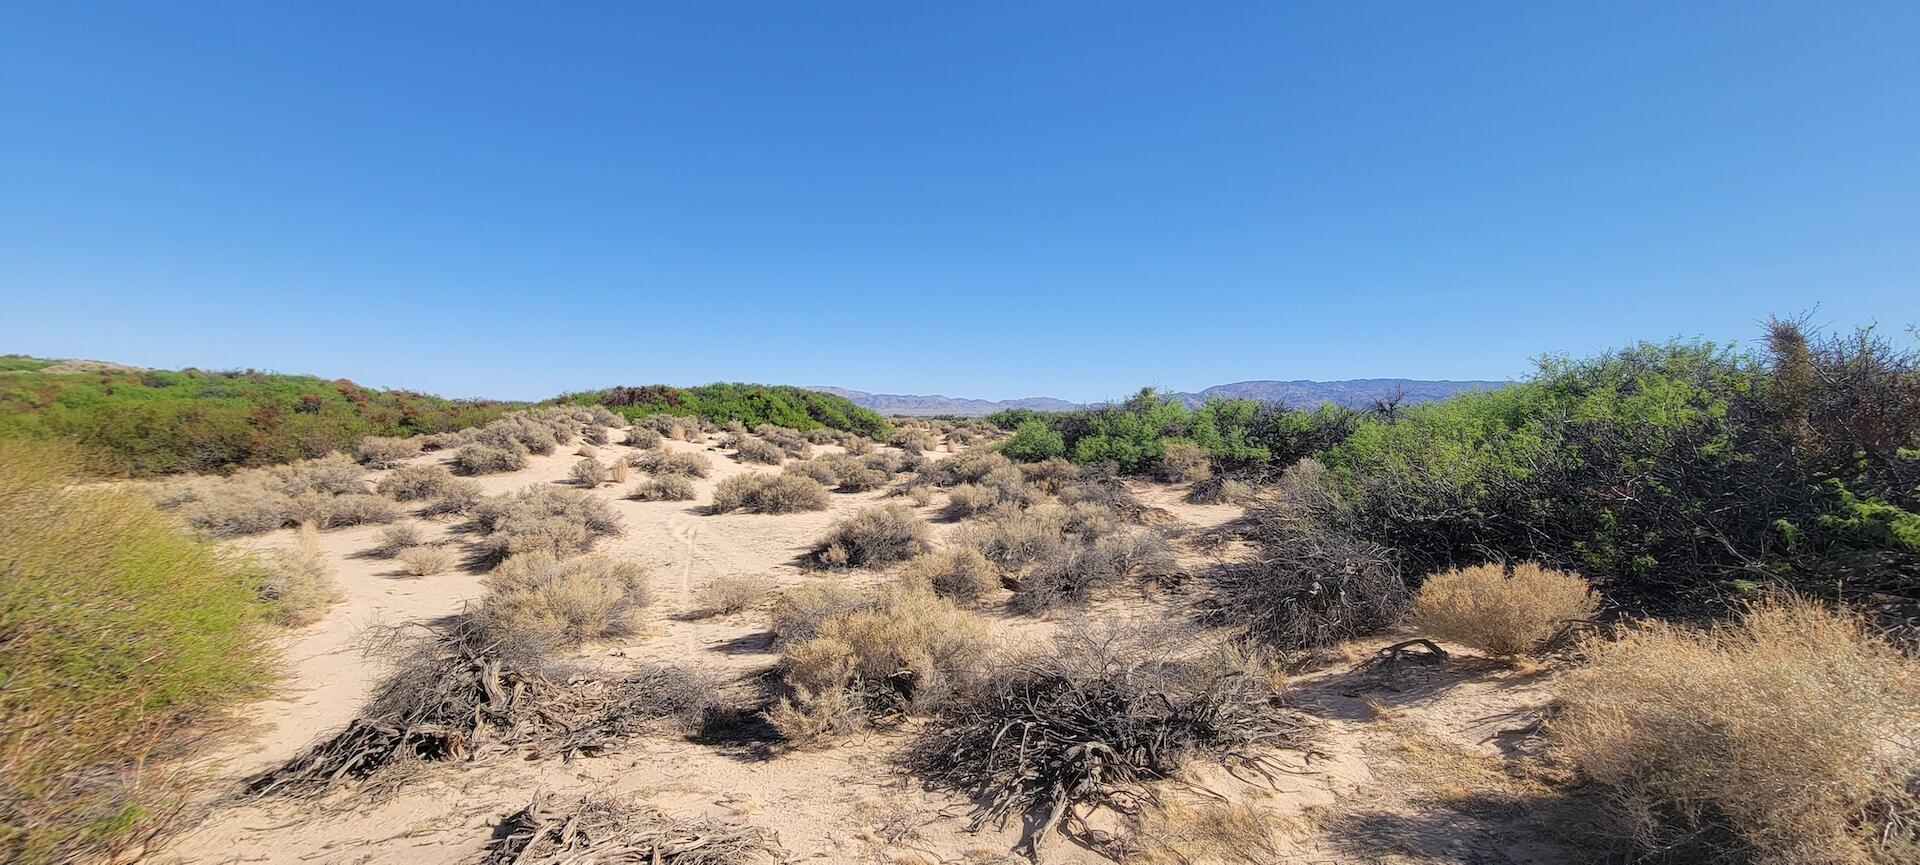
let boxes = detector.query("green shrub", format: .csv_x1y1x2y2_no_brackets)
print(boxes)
0,440,273,862
575,383,891,439
1000,419,1066,463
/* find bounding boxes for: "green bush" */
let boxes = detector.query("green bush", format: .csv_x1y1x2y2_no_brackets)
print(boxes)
999,419,1065,462
0,440,274,862
573,383,891,439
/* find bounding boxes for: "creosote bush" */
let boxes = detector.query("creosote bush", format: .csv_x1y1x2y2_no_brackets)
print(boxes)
768,585,989,744
476,551,651,649
1550,599,1920,865
807,504,931,569
901,547,999,602
1412,562,1598,657
709,473,830,515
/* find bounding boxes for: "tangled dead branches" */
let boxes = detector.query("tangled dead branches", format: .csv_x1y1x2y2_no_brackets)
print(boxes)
482,792,780,865
247,621,713,799
906,624,1312,860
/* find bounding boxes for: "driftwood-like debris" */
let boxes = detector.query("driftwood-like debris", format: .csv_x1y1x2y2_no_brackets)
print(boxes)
247,622,712,799
482,792,779,865
906,625,1313,861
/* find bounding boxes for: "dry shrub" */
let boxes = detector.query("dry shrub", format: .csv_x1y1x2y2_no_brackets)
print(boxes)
290,491,400,529
906,624,1304,858
354,435,421,469
483,792,779,865
953,505,1072,571
471,486,624,563
769,586,989,744
625,427,663,449
1010,530,1179,614
769,580,870,644
942,483,1001,519
262,523,342,626
1210,483,1410,649
1412,562,1598,657
1551,599,1920,865
175,482,294,537
477,551,651,648
732,437,785,465
781,458,841,487
628,475,696,502
582,425,610,446
453,442,528,475
1020,457,1080,493
396,545,454,576
691,575,775,617
1060,474,1146,521
419,479,483,517
1156,440,1212,483
709,473,829,515
419,430,469,451
370,521,423,557
906,485,935,506
1123,801,1291,865
263,454,367,495
803,428,840,445
1186,476,1252,506
375,463,458,501
569,457,609,487
901,547,999,602
889,430,936,453
842,436,875,456
807,504,931,569
249,620,713,798
632,450,712,478
837,465,890,492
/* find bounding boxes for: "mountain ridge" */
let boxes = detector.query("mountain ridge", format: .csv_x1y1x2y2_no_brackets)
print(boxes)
814,379,1509,417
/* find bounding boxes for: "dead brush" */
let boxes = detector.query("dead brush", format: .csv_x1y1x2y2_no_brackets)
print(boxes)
482,792,781,865
247,619,714,799
1009,530,1181,614
1550,598,1920,865
1205,506,1410,650
906,624,1308,860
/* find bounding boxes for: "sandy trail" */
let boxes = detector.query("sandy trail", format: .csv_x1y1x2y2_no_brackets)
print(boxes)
162,431,1572,865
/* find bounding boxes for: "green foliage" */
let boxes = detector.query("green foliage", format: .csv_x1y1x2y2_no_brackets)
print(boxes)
0,363,519,476
576,383,891,439
0,439,274,861
998,419,1065,462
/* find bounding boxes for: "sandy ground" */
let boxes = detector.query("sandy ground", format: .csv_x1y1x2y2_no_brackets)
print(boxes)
158,431,1576,865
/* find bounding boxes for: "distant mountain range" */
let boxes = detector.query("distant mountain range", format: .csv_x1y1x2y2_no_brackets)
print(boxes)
815,379,1510,417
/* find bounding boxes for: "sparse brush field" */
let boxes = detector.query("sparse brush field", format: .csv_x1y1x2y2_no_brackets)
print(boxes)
5,327,1919,865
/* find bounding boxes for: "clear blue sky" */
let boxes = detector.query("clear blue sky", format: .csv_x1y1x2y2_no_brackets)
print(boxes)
1,2,1914,402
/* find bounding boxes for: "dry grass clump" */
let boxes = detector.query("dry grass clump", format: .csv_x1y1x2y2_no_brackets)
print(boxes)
625,426,663,449
248,620,713,799
906,624,1304,858
691,575,776,617
569,457,610,487
396,544,455,576
630,449,712,478
375,463,459,501
628,475,697,502
768,585,990,744
1122,801,1291,865
1010,530,1179,614
475,551,650,648
1412,562,1598,657
807,504,931,569
370,521,423,557
354,435,421,469
1550,599,1920,865
769,580,871,644
732,437,786,465
483,792,780,865
262,523,343,626
709,473,830,515
1156,440,1212,483
1186,475,1252,506
900,547,999,602
470,486,624,563
453,442,528,475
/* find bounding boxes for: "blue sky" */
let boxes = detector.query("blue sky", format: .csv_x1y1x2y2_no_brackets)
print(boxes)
1,2,1915,402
